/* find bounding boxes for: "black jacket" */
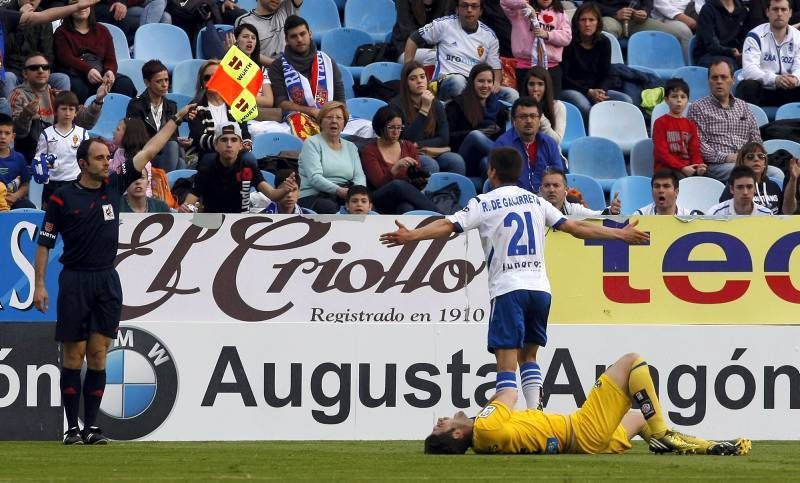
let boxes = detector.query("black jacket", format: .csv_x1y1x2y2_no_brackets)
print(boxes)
694,0,747,60
126,91,178,139
444,95,508,151
188,93,251,155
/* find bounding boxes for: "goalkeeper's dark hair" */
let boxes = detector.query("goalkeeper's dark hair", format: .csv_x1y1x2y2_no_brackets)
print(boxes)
423,429,470,454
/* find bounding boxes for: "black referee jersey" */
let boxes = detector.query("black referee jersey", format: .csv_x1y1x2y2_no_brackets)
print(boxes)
37,159,141,271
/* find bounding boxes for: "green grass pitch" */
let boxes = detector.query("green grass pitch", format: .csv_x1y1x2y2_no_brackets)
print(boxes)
2,441,799,481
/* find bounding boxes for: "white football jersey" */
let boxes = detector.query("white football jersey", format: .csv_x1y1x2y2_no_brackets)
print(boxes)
35,125,88,182
418,15,501,79
634,202,701,216
707,199,773,216
448,185,566,299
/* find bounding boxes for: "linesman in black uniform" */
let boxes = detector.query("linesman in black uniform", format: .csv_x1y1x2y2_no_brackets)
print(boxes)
33,103,197,445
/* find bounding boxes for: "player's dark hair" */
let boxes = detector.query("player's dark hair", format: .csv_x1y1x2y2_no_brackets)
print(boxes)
76,138,107,169
542,166,567,185
0,113,14,130
651,169,679,188
346,185,372,202
510,96,540,119
728,165,757,187
142,59,168,81
489,147,523,183
664,78,690,98
275,168,298,188
424,429,471,455
284,15,310,36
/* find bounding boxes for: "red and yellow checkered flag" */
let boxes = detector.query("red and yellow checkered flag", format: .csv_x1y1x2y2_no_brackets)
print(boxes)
206,46,263,122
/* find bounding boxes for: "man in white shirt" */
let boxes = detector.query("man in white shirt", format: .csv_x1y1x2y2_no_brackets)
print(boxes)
708,166,774,215
634,169,702,215
380,147,648,411
539,168,621,216
736,0,800,106
404,0,518,102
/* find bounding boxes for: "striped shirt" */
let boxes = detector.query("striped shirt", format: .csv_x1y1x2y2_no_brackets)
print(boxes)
687,95,762,165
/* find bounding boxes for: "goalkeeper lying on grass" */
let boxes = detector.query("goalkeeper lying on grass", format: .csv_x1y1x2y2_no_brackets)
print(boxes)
425,352,750,456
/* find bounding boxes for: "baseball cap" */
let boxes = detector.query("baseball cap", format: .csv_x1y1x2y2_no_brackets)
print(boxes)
214,123,243,144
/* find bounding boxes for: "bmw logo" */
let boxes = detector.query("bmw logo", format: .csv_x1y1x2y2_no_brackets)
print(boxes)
92,327,178,440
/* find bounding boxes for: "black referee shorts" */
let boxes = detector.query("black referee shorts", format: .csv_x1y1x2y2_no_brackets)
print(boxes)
56,268,123,342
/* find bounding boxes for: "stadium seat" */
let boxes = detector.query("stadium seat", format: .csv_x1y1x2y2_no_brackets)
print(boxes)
673,66,709,102
588,101,648,154
560,101,586,154
252,132,304,159
10,207,44,213
101,22,130,61
196,24,234,60
610,175,652,215
482,178,491,194
167,169,197,188
404,210,442,215
301,0,341,45
340,65,355,100
687,34,696,65
261,170,276,186
83,93,132,139
764,139,800,158
650,102,672,132
165,93,193,138
134,24,192,72
775,102,800,120
627,31,685,79
630,138,654,177
567,136,628,192
344,0,396,43
346,97,387,120
566,173,606,211
321,28,374,80
172,59,206,96
300,207,317,214
360,62,403,85
237,0,256,9
27,181,42,209
748,103,769,127
677,176,725,214
603,31,624,64
116,59,146,96
424,172,477,210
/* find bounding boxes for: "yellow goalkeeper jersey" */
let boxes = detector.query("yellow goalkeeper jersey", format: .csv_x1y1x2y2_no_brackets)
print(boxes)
472,401,571,454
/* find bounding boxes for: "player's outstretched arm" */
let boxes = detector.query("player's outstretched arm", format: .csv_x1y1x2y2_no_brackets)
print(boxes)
32,246,50,313
380,218,456,247
558,218,649,244
132,103,197,172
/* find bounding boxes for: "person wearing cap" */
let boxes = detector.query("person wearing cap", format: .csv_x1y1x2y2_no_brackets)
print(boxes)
181,122,297,213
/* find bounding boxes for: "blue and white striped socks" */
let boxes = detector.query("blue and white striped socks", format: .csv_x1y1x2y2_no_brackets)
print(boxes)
495,371,517,393
520,362,543,409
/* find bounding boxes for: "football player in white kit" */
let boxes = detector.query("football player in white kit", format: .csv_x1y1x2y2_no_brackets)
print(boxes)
381,147,649,410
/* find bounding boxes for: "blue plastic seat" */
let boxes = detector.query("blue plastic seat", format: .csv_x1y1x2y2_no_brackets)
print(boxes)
83,93,132,139
602,31,624,64
301,0,341,45
588,100,648,154
560,101,586,154
627,31,685,79
345,0,396,43
764,139,800,158
252,132,304,159
237,0,256,9
360,62,403,85
776,102,800,120
688,34,697,65
261,170,276,186
424,172,477,210
566,173,606,211
346,97,387,120
630,138,654,177
116,59,146,96
166,93,192,109
673,66,709,102
567,136,628,192
196,24,234,60
27,181,43,209
134,24,192,71
167,169,197,188
677,176,725,214
100,22,130,61
320,27,374,81
10,207,44,213
172,59,206,96
404,210,442,216
610,175,653,215
748,103,769,127
340,65,355,100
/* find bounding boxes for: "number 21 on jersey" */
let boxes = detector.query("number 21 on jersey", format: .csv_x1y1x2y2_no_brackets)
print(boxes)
504,211,536,256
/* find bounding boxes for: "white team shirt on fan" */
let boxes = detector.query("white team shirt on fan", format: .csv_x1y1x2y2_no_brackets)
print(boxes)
418,15,501,79
35,125,89,182
634,202,701,216
707,199,772,216
447,185,566,299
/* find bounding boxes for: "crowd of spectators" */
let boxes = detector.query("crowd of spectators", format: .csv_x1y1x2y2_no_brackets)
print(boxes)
0,0,798,216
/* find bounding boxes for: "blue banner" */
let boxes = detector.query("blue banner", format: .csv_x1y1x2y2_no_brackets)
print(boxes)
0,213,61,322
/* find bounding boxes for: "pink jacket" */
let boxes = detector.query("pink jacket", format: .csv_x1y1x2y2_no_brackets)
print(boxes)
501,0,572,69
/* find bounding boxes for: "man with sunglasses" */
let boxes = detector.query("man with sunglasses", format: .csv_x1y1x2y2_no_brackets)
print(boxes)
10,52,109,163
